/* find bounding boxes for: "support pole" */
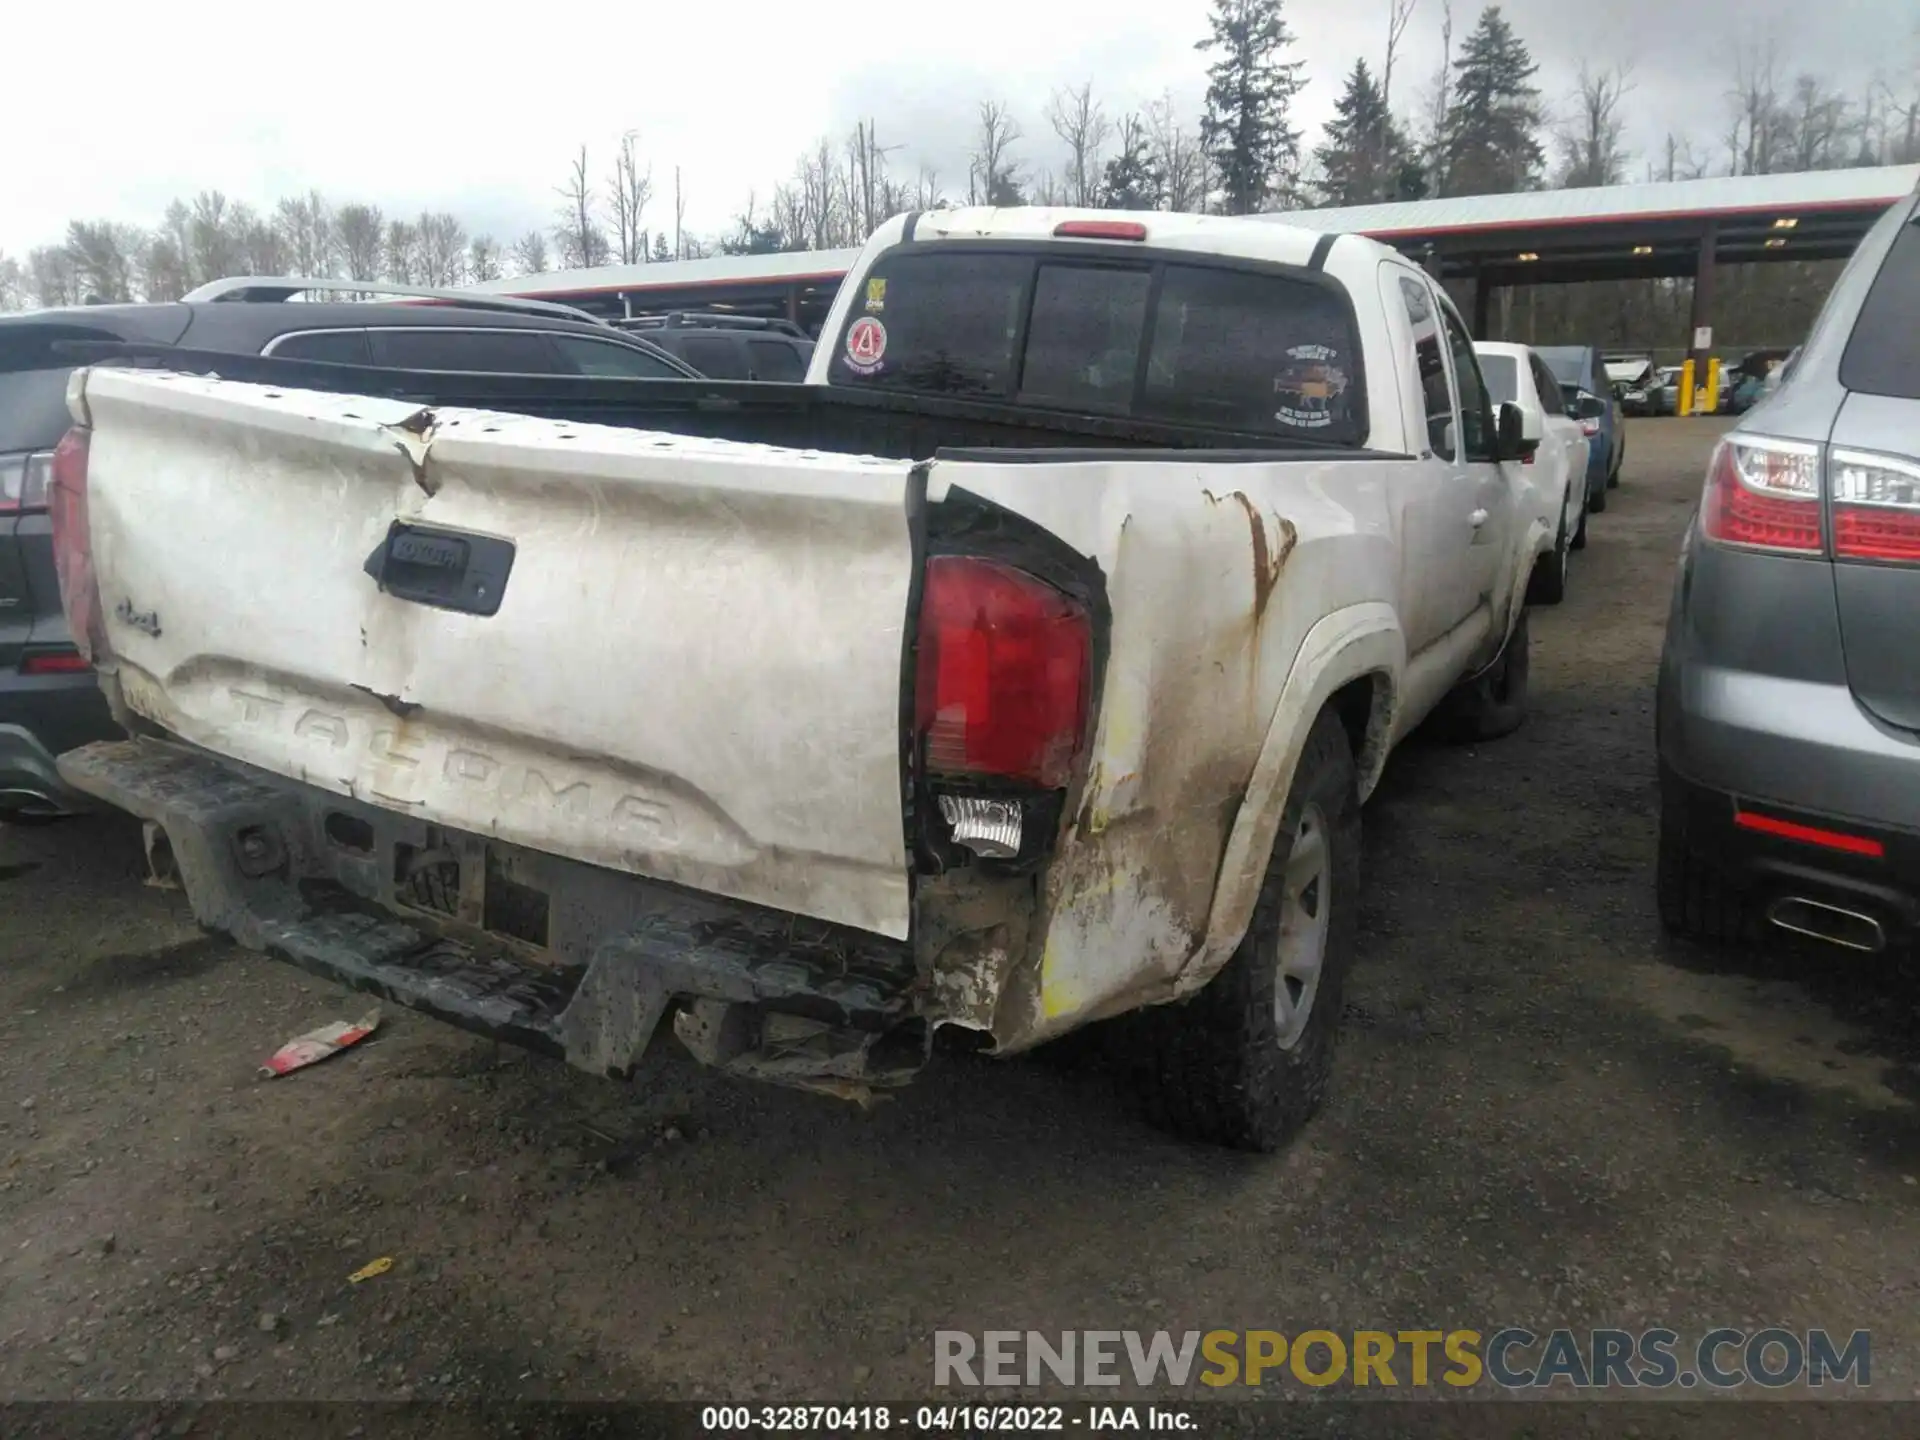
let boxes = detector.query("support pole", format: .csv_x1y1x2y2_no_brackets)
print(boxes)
1471,270,1491,340
1686,222,1719,414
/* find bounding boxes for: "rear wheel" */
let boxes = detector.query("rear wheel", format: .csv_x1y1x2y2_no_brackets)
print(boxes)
1588,480,1609,514
1436,609,1530,742
1133,710,1360,1152
1656,783,1752,947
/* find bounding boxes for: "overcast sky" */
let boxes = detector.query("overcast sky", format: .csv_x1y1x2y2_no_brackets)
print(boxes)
4,0,1914,263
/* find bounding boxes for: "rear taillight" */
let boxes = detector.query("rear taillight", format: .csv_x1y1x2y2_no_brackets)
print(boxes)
1700,435,1823,555
1829,448,1920,564
0,451,53,515
20,650,90,675
1579,419,1601,438
915,556,1091,789
47,426,106,663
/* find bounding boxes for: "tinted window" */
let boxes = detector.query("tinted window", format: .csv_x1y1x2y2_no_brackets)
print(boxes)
1478,353,1519,405
830,252,1028,395
1020,264,1151,411
1839,216,1920,399
0,370,77,454
551,334,682,378
1536,348,1587,387
678,336,751,380
269,330,372,365
747,339,806,382
1400,277,1454,460
1140,264,1359,438
1441,305,1495,462
372,329,558,373
1531,355,1566,414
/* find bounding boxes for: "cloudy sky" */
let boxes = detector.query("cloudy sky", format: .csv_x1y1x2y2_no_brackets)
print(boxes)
4,0,1913,263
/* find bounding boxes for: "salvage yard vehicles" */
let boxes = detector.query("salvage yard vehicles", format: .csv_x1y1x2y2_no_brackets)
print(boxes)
1475,340,1593,596
51,208,1560,1151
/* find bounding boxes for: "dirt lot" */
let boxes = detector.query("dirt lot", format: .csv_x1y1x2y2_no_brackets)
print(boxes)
2,417,1918,1417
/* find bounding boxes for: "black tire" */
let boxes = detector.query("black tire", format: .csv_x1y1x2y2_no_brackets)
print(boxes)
1607,450,1622,489
1132,710,1361,1153
1570,502,1589,552
1526,521,1569,605
1656,784,1752,947
1436,609,1530,743
1587,481,1608,514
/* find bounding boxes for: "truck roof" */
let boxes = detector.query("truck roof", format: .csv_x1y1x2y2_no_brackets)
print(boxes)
892,206,1393,272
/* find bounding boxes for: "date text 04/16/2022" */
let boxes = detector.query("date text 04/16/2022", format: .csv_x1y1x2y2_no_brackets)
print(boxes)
699,1405,1197,1431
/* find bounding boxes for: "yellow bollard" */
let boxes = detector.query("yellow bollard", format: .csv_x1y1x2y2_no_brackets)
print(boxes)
1679,359,1696,417
1702,357,1721,415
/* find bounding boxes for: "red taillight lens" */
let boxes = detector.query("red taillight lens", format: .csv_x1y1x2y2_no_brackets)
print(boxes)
0,452,53,515
20,650,90,675
1734,808,1885,858
48,427,105,664
1829,448,1920,564
1053,219,1147,241
1579,419,1601,437
915,556,1091,788
1700,436,1823,555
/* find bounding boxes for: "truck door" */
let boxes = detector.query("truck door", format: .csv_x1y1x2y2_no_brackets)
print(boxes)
1435,296,1512,627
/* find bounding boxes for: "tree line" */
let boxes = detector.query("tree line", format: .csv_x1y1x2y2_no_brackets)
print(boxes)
2,0,1916,319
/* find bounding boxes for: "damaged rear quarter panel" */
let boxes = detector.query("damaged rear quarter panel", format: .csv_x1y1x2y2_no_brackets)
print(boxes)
922,455,1403,1051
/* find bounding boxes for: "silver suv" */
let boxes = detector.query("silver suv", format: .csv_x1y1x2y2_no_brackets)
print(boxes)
1657,186,1920,956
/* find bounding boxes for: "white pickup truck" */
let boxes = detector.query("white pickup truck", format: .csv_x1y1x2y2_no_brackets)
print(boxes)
50,208,1557,1151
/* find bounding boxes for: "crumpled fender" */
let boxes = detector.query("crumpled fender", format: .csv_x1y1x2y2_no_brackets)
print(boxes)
1175,601,1404,997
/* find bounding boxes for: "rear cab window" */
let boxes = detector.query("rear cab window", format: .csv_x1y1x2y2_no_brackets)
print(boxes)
1477,353,1520,406
1840,213,1920,399
829,245,1366,444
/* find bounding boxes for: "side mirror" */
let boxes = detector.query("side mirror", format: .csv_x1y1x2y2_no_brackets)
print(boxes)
1575,391,1608,421
1496,402,1537,461
1518,403,1543,444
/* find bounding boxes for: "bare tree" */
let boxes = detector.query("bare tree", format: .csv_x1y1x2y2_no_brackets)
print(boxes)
1047,83,1114,207
27,245,80,308
1148,94,1208,212
140,234,190,301
511,230,550,275
913,165,947,210
64,221,143,302
968,101,1024,205
844,120,899,240
1423,0,1454,195
607,132,653,264
553,145,610,270
274,191,334,277
188,191,243,284
1727,41,1788,175
384,219,417,284
0,252,25,311
1785,73,1852,171
468,235,503,283
415,212,468,286
236,207,286,275
1381,0,1420,111
1556,62,1634,188
335,204,384,282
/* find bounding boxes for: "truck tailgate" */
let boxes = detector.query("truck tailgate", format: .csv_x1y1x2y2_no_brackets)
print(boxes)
75,368,918,939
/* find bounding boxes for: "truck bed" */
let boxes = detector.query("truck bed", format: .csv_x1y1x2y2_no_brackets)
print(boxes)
68,343,1399,462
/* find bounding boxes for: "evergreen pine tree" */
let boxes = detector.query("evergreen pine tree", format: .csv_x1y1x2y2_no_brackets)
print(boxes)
1313,59,1422,206
1100,115,1164,208
1441,5,1545,197
1196,0,1307,214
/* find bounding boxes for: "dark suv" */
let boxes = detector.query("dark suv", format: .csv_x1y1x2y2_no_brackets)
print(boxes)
0,278,699,820
1657,187,1920,956
617,312,815,382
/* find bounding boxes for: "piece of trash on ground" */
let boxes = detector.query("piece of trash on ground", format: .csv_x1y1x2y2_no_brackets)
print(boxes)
347,1256,394,1284
259,1010,382,1079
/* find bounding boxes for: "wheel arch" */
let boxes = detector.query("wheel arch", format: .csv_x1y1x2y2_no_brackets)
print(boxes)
1175,603,1404,998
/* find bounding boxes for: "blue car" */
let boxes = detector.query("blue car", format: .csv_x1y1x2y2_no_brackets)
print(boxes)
1536,345,1625,514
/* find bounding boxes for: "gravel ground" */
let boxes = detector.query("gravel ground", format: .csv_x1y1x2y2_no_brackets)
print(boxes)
1,418,1917,1424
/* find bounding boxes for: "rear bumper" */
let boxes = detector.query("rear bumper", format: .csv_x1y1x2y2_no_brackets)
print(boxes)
57,738,928,1094
0,671,118,816
1660,761,1920,947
